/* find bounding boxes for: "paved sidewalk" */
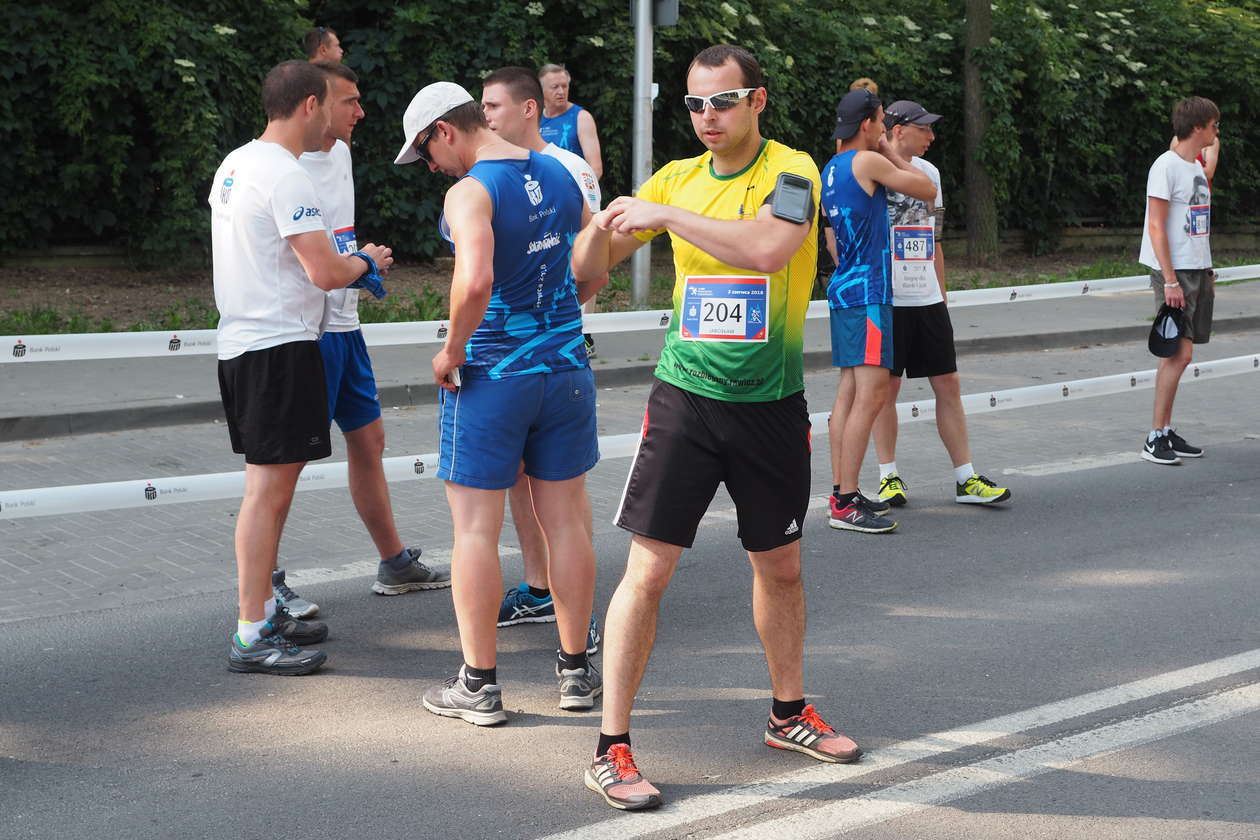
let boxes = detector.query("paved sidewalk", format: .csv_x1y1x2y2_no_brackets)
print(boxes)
4,280,1259,441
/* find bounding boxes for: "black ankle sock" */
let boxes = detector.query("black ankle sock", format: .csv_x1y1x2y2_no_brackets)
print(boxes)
597,732,630,758
462,664,496,692
832,484,841,497
772,697,806,720
557,648,588,672
528,585,550,599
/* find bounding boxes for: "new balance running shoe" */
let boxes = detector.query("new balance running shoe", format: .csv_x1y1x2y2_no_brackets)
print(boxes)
828,493,898,534
586,615,601,656
764,704,863,763
272,568,318,618
1142,433,1181,465
1165,428,1203,458
270,605,328,646
227,622,326,676
371,547,451,595
955,474,1012,504
422,667,507,726
878,474,909,507
859,491,892,515
585,744,662,811
497,581,556,626
558,660,603,711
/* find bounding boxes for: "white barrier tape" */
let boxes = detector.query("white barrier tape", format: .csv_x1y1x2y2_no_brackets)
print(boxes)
7,266,1257,364
3,356,1257,521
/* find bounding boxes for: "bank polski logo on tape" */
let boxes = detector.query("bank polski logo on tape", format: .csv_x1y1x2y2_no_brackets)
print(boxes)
1193,366,1200,378
1130,376,1137,387
989,394,997,407
1062,385,1070,397
911,405,919,418
144,483,157,501
436,324,448,339
12,339,26,358
1081,284,1090,294
1009,290,1018,301
413,459,425,475
168,334,182,352
659,313,670,327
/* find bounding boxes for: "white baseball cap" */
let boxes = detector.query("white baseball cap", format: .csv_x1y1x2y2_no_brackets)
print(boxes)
394,81,475,165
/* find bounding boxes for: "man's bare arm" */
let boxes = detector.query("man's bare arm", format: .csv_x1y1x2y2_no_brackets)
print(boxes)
572,203,645,284
432,178,495,390
577,110,603,180
288,232,393,291
1147,196,1184,309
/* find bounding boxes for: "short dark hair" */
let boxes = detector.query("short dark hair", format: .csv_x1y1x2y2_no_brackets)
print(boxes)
302,26,335,59
313,60,358,85
1172,96,1220,140
484,66,544,114
261,60,328,121
688,44,765,90
434,100,488,133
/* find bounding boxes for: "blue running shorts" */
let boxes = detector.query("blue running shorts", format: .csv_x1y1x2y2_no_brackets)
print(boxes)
318,329,382,433
437,367,599,490
829,304,893,369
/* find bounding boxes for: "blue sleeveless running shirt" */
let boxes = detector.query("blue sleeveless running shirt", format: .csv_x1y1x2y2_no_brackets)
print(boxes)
539,104,585,158
460,151,586,378
820,150,891,309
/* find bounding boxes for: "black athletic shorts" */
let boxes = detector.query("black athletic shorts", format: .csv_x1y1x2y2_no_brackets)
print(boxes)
217,340,332,465
891,302,958,378
615,380,811,552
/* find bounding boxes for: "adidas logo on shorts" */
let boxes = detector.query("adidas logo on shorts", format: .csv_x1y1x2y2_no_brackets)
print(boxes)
784,519,799,535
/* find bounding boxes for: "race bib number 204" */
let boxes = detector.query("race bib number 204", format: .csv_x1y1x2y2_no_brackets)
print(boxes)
679,276,769,343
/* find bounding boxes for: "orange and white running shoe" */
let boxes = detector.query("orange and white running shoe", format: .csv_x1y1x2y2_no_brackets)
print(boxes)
764,704,864,763
584,744,663,811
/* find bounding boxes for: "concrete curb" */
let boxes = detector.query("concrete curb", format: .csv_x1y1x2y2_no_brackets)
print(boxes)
4,316,1258,443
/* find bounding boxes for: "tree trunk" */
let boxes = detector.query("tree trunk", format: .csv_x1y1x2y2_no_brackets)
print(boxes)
964,0,999,264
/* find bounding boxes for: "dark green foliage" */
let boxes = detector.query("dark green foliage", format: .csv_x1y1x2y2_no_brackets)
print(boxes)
2,0,1256,264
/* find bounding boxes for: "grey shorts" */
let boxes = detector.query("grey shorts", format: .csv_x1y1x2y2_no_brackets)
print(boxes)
1151,269,1215,344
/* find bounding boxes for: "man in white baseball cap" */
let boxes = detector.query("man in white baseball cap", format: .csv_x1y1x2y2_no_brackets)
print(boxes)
394,82,475,165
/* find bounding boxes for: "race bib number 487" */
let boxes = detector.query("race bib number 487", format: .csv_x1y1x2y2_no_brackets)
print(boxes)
679,275,769,343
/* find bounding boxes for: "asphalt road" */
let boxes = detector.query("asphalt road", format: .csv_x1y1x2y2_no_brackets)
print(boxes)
3,333,1259,839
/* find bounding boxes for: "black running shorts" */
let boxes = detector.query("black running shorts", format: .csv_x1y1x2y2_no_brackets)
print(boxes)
615,380,811,552
217,340,332,465
891,301,958,379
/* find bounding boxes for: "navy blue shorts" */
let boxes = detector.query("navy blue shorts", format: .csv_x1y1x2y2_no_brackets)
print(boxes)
830,304,893,369
437,367,599,490
318,329,381,433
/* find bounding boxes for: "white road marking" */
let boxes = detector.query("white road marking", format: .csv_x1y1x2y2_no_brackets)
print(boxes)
284,546,510,586
1003,452,1138,476
711,682,1260,839
536,648,1260,840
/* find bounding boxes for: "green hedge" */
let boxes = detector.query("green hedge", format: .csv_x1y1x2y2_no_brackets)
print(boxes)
3,0,1256,263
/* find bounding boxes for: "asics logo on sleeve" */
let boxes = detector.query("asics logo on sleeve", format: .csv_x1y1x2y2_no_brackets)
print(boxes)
291,206,322,221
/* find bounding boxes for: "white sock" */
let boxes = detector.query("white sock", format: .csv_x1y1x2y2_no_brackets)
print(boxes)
879,461,898,480
1148,429,1162,442
263,596,277,619
953,463,975,485
236,617,269,646
1162,424,1174,435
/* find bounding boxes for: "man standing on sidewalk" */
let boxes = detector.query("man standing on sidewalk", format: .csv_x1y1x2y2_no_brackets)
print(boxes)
480,66,601,655
394,82,602,723
1140,96,1220,465
870,100,1011,508
211,61,393,675
571,45,861,812
279,62,448,612
821,88,935,534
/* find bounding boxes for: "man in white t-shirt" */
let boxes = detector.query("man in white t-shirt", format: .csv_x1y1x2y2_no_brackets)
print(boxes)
871,100,1010,508
479,65,602,656
211,60,393,676
1139,96,1220,465
282,62,449,611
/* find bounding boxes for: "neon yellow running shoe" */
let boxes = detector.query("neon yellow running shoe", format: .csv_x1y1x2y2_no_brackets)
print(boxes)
956,474,1011,504
878,474,909,507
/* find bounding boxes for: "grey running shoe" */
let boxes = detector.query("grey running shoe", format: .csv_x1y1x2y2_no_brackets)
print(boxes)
587,615,601,656
228,622,326,676
422,667,507,726
272,569,319,618
371,547,451,595
558,660,603,711
269,605,328,646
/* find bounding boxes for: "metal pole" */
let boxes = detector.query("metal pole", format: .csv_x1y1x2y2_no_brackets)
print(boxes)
630,0,653,307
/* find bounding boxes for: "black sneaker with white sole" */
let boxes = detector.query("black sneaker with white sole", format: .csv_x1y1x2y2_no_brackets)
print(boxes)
228,622,326,675
1165,428,1203,458
1141,433,1181,465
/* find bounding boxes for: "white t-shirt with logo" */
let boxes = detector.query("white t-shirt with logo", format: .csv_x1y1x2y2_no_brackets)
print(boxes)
885,156,945,307
209,140,328,360
542,142,600,213
1139,150,1212,272
300,140,360,332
